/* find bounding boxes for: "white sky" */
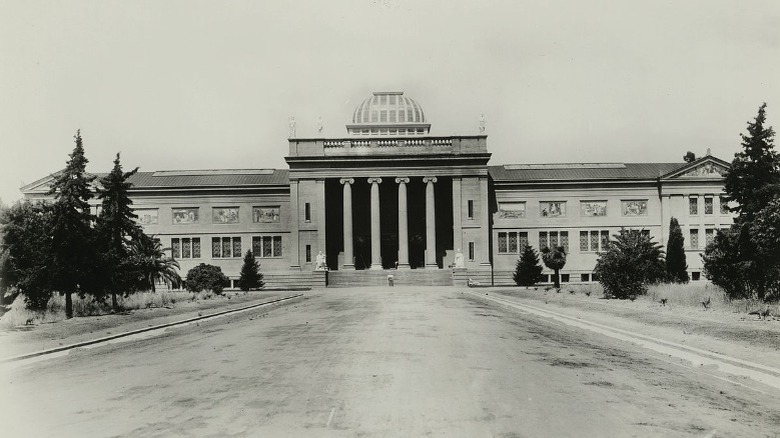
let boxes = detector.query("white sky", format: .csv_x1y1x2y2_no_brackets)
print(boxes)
1,0,779,203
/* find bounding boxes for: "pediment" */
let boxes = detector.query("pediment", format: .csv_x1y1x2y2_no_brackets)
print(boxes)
661,156,729,180
20,170,102,194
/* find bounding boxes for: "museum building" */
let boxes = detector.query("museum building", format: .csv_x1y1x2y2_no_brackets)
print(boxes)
21,91,734,288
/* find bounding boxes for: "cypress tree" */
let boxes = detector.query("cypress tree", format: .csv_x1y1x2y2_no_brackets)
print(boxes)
665,217,689,283
238,250,264,291
723,103,780,223
96,153,141,310
47,130,96,319
513,245,544,286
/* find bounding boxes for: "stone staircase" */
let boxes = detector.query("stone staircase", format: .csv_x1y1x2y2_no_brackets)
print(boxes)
327,269,454,287
260,270,327,289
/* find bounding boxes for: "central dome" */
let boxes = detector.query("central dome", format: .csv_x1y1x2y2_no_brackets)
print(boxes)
347,91,431,136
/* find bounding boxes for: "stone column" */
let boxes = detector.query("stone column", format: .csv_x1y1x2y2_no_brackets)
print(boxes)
368,177,383,270
452,177,463,256
479,176,491,267
289,180,301,270
340,178,355,270
395,177,410,269
423,176,438,268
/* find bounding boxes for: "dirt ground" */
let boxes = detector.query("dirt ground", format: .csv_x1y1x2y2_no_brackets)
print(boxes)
492,287,780,371
0,291,284,359
2,287,779,437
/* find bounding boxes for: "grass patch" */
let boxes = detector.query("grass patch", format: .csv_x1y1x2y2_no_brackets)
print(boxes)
0,290,244,329
646,282,779,315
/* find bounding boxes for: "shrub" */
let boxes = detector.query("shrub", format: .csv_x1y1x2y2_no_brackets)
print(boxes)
238,250,264,291
185,264,229,294
513,245,544,286
594,228,666,299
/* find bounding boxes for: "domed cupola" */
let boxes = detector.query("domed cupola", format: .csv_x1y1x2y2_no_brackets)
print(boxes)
346,91,431,136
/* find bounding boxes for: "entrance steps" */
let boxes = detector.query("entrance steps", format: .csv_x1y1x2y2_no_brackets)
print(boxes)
261,270,327,289
328,269,454,287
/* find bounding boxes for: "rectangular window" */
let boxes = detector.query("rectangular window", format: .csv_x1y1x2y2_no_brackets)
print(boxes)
579,230,610,252
171,238,181,259
592,273,600,282
171,237,201,259
192,238,201,258
304,203,311,222
581,273,590,282
704,197,713,215
305,245,312,263
182,238,191,258
690,229,699,249
467,200,474,219
692,271,701,281
252,236,283,258
720,196,730,214
468,242,475,261
705,228,715,246
689,197,699,215
539,231,569,252
497,231,528,254
212,237,241,258
561,274,570,283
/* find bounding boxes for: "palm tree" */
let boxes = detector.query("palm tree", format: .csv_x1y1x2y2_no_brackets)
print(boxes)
129,234,181,292
541,245,567,289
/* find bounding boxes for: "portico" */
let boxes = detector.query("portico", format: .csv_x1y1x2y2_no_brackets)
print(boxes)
284,91,492,274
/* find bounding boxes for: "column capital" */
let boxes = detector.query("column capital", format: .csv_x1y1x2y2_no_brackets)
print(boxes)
423,176,438,184
339,178,354,185
367,177,383,184
395,177,410,184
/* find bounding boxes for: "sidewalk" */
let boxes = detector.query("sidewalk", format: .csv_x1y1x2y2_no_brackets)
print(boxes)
0,291,292,360
476,287,780,373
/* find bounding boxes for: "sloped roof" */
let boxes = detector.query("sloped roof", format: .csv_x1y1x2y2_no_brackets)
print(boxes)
126,169,289,189
21,169,290,194
489,162,686,182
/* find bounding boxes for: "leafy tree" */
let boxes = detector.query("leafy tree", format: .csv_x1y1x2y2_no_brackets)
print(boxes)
702,227,756,300
683,151,696,163
238,250,264,291
541,245,567,289
0,201,56,310
749,196,780,299
186,263,229,294
47,130,97,318
723,103,780,222
594,228,666,299
95,153,141,310
513,245,544,286
665,217,688,283
704,104,780,301
128,234,181,292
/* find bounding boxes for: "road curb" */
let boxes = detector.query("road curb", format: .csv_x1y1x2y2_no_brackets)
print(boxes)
465,290,780,391
1,294,304,364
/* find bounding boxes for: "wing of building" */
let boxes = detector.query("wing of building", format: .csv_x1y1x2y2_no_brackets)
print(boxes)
21,91,734,288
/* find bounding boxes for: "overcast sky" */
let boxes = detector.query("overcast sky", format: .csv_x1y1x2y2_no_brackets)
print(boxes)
1,0,779,203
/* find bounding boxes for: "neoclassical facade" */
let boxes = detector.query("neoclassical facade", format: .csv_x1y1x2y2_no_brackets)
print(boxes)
22,91,734,287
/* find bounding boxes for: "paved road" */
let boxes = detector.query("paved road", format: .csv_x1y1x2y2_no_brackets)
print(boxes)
3,287,779,437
